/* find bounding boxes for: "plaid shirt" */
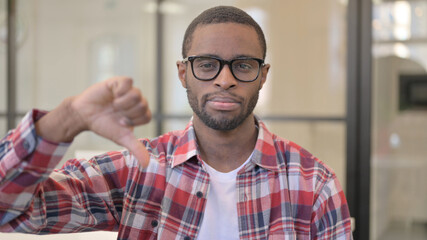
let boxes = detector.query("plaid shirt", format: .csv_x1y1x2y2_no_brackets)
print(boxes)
0,110,353,239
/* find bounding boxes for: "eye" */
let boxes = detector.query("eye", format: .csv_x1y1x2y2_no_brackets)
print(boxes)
199,62,216,69
194,58,219,71
236,63,252,70
233,60,256,72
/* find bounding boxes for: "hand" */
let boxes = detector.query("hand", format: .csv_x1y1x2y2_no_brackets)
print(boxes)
36,77,152,167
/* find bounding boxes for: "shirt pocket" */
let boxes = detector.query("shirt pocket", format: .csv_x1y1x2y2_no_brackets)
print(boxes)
118,207,160,240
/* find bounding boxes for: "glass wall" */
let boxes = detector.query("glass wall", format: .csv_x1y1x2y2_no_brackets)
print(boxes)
371,0,427,239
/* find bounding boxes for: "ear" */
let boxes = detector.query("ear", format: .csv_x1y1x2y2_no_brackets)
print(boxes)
176,60,187,88
258,63,270,89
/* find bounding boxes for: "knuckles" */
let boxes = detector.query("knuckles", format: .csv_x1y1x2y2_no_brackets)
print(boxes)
128,89,143,103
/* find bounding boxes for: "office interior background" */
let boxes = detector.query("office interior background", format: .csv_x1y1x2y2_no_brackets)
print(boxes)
0,0,426,239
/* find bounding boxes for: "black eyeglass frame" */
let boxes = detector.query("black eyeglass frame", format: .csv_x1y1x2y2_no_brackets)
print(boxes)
182,55,266,82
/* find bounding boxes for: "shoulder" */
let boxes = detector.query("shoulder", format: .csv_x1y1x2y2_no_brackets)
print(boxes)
255,118,336,183
271,133,336,189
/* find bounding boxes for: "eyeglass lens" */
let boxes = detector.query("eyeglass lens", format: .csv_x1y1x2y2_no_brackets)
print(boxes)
192,57,261,81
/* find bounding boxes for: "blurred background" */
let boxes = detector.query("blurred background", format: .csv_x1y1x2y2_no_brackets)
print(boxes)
0,0,426,239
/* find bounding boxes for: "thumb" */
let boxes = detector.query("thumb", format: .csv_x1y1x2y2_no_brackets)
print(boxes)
119,133,150,168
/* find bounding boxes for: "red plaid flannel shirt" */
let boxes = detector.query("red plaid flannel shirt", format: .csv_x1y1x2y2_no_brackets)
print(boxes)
0,110,353,239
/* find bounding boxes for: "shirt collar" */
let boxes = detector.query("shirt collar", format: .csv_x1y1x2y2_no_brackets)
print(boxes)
250,116,282,172
170,119,199,168
171,116,282,172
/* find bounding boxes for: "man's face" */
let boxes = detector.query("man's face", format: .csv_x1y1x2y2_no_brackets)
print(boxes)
177,23,270,131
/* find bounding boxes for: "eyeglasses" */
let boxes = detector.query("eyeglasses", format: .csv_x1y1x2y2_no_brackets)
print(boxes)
182,56,265,82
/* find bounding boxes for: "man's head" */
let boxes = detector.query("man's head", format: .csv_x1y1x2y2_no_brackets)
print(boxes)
177,6,270,131
182,6,267,60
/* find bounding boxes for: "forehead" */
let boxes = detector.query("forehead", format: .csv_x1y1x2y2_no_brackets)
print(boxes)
188,23,263,59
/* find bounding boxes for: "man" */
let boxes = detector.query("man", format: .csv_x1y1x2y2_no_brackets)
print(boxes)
0,6,353,240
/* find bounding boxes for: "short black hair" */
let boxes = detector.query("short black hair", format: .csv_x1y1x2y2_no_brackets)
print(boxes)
182,6,267,59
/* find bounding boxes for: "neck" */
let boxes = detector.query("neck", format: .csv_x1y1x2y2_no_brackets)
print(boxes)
193,114,258,172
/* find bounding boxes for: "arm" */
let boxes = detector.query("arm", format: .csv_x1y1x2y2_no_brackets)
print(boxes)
0,77,151,232
0,116,127,232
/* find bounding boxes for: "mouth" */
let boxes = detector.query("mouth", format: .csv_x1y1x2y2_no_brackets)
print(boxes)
205,94,242,111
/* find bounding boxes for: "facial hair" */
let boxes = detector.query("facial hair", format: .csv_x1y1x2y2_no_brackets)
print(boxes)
186,82,259,131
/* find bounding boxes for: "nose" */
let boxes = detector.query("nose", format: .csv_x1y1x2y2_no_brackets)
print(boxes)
213,64,237,90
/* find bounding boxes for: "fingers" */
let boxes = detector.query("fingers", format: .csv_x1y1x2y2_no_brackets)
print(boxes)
115,90,151,126
107,77,134,98
113,88,148,114
106,77,152,126
119,110,152,127
113,88,142,109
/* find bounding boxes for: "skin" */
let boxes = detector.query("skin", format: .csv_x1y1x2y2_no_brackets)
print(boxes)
35,77,152,167
177,23,270,172
35,23,270,172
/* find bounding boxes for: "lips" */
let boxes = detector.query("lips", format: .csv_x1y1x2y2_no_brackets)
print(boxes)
205,95,242,111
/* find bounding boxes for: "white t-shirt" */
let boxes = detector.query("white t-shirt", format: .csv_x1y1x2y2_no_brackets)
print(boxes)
196,154,252,240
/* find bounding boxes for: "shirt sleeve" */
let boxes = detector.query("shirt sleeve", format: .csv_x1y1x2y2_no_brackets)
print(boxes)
310,174,353,240
0,109,126,233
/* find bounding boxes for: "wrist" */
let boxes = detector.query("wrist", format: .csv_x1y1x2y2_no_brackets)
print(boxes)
35,96,87,143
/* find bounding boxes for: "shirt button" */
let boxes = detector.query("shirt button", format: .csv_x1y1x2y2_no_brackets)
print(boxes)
196,191,203,198
22,140,30,150
151,219,158,228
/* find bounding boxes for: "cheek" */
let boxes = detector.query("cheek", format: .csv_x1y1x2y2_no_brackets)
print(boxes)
188,80,207,95
186,82,202,102
246,85,261,98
